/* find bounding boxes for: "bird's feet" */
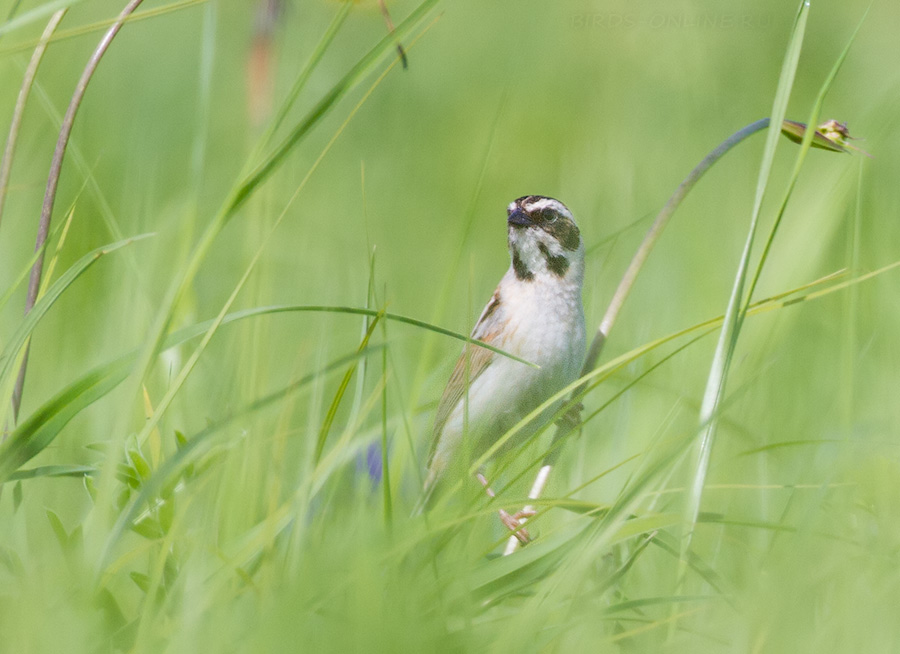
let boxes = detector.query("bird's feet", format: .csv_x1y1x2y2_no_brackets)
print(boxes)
476,473,536,545
498,508,535,545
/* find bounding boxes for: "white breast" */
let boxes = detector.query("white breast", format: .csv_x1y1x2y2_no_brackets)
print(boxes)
429,263,586,479
495,267,586,393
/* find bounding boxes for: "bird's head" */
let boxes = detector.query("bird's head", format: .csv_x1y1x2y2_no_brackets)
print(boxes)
506,195,584,282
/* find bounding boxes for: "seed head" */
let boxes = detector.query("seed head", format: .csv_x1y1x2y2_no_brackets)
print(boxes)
781,119,872,157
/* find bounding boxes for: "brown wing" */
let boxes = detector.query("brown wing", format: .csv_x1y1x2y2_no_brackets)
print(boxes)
426,291,502,467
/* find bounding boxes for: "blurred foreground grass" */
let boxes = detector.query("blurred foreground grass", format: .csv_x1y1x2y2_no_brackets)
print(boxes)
0,0,899,651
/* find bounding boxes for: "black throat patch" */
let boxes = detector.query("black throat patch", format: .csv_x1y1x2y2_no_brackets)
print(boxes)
512,250,534,281
539,243,570,276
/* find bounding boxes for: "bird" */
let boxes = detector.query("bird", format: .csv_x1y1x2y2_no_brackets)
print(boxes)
420,195,586,512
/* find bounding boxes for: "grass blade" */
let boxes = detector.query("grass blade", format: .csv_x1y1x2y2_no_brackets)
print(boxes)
7,464,95,481
315,312,384,463
0,7,67,230
0,0,81,39
682,0,811,580
13,0,147,419
0,234,152,426
0,358,129,484
230,0,442,212
6,252,882,492
1,302,529,481
743,7,871,310
101,344,385,564
253,1,353,155
0,212,72,313
123,0,442,436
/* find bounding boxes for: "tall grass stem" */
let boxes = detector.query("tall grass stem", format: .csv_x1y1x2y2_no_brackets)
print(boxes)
11,0,144,420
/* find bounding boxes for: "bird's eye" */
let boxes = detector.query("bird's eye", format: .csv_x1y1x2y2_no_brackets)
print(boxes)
541,209,558,223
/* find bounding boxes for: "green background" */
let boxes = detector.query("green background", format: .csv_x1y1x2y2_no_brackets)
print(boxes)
0,0,898,651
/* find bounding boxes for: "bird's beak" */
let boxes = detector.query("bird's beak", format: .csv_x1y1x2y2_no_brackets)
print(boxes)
507,209,532,227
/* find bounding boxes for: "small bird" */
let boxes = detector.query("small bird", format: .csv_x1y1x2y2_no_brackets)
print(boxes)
422,195,586,508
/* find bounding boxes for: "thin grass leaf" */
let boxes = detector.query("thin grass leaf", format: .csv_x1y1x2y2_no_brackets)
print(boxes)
13,0,148,419
123,2,442,435
640,529,729,598
744,8,871,310
253,1,353,155
7,464,96,480
0,213,70,312
406,91,509,409
348,249,377,436
698,517,798,535
2,0,23,23
596,531,657,595
739,439,841,456
605,595,718,615
680,6,869,599
127,24,438,471
367,248,393,525
470,521,591,600
12,481,22,511
1,302,533,484
189,306,534,367
607,513,684,543
466,328,714,481
100,345,385,565
606,608,704,644
452,260,894,503
0,7,67,229
130,233,271,454
230,0,441,212
6,258,885,501
37,205,76,296
380,316,392,526
189,0,215,199
493,331,711,498
46,508,69,548
841,158,865,429
479,259,893,521
683,0,811,582
315,312,384,463
0,0,81,39
0,235,151,425
0,358,131,484
310,376,388,497
0,0,206,56
488,421,707,646
27,76,140,247
141,387,162,467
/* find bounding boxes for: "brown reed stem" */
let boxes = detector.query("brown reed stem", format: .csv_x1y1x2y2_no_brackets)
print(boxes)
11,0,146,421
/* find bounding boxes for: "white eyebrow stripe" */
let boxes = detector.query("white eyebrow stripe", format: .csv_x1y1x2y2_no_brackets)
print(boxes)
508,201,518,213
524,197,573,221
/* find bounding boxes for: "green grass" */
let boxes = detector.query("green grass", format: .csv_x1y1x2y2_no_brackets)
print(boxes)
1,0,899,651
